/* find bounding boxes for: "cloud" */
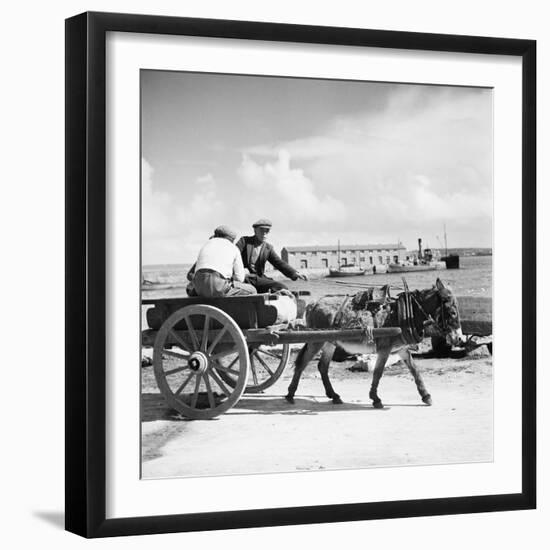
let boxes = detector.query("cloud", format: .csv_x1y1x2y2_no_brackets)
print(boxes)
375,174,491,224
239,87,493,248
142,158,227,264
141,158,173,238
237,150,346,223
142,85,493,264
243,136,356,159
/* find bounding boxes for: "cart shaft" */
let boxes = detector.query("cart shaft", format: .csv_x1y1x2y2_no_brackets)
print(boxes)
142,326,402,347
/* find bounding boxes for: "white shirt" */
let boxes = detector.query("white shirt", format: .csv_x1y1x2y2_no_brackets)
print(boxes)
194,237,245,282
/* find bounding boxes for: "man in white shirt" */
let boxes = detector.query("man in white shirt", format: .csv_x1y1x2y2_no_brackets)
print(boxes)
187,225,257,297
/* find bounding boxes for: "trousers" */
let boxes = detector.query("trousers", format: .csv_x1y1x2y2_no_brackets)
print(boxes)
245,274,288,294
193,269,257,298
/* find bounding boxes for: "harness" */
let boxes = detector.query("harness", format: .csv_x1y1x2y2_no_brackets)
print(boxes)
325,280,443,347
397,278,435,345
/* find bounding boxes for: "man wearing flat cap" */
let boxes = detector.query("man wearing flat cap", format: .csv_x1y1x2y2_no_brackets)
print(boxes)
235,218,308,294
187,225,257,297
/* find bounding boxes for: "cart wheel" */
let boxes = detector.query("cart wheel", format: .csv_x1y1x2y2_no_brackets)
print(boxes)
217,344,290,393
153,305,249,420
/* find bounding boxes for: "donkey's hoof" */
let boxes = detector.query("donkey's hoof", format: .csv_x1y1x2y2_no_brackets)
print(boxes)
422,394,433,406
332,396,343,405
285,395,295,404
372,399,384,409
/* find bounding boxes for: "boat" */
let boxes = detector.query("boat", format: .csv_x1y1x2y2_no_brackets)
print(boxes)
327,239,367,278
329,266,367,277
440,224,460,269
372,264,387,274
387,262,437,273
442,254,460,269
388,238,446,273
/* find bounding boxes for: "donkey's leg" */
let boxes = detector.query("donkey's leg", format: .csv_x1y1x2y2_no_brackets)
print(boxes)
316,343,342,404
286,342,324,404
398,348,432,405
369,344,391,409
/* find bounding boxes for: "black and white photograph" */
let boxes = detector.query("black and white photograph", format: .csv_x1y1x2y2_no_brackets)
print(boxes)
140,70,494,479
1,0,544,544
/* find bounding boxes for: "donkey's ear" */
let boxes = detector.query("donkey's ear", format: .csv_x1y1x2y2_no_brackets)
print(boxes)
435,278,445,291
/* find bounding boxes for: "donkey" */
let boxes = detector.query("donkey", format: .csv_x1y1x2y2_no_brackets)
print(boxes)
286,278,464,409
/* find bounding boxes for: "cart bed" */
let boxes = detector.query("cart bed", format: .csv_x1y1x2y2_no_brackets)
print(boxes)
144,293,286,331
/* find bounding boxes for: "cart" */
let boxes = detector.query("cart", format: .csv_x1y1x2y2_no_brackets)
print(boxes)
142,293,402,419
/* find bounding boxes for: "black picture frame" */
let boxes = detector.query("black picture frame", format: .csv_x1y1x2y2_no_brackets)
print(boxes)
65,11,536,538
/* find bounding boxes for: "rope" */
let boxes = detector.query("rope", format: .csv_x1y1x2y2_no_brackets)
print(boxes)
333,295,351,328
334,293,379,345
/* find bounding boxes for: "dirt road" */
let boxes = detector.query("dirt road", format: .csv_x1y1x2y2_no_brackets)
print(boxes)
141,349,493,479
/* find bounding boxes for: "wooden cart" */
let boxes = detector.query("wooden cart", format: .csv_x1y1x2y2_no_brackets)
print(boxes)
142,293,401,419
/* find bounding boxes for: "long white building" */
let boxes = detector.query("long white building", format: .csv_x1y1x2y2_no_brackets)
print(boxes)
281,243,407,270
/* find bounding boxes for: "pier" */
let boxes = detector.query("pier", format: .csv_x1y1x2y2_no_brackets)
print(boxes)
457,296,492,336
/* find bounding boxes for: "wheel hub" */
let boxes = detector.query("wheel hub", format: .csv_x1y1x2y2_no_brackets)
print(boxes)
188,351,208,373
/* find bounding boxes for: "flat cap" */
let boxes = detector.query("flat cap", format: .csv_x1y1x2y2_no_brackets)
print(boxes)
214,225,237,241
252,218,272,228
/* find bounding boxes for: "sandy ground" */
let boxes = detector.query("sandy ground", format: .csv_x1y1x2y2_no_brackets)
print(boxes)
141,344,493,479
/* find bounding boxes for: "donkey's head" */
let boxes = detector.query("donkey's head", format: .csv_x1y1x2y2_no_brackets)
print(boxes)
421,278,464,347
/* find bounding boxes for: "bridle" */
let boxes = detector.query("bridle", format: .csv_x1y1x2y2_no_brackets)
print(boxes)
430,288,456,334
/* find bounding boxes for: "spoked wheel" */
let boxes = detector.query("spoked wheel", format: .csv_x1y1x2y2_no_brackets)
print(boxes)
153,305,249,420
217,344,291,393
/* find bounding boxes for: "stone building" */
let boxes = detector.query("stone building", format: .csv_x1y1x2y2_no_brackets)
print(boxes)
280,243,407,270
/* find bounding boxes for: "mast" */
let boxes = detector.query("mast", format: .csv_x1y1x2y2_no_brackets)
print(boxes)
444,223,448,256
337,239,341,267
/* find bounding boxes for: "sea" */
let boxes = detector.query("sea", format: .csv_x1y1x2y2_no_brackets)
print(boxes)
142,255,492,302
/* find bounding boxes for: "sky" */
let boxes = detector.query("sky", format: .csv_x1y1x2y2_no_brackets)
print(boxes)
141,70,493,265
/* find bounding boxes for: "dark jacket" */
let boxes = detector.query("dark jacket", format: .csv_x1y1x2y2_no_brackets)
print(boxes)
236,236,298,280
